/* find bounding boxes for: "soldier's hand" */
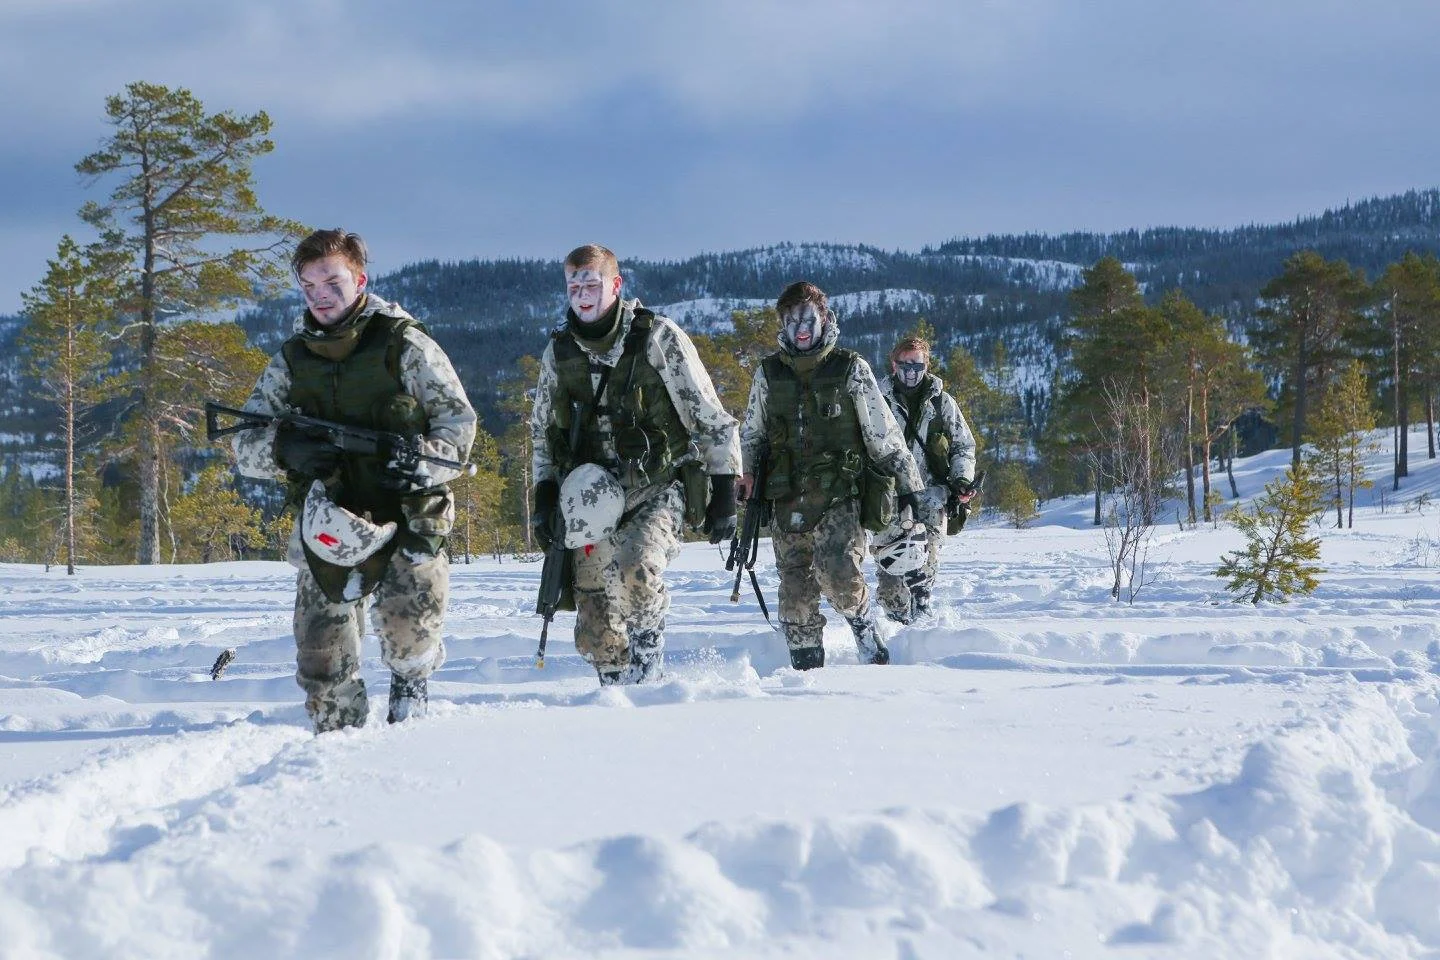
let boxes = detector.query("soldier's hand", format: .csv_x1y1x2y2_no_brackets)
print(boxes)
703,474,738,544
532,480,560,550
737,473,755,501
274,423,341,478
897,491,922,523
950,476,978,503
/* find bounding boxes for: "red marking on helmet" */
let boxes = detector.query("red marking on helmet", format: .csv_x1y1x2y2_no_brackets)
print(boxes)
316,532,340,547
584,544,594,557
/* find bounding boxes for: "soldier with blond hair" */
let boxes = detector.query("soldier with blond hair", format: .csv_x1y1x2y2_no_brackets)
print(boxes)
529,244,740,685
875,335,977,622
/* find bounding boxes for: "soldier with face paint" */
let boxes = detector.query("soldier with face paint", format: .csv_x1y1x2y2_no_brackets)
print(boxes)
738,281,925,669
530,244,741,685
231,228,477,733
875,336,977,623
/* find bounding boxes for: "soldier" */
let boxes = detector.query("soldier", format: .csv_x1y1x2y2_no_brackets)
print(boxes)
232,228,476,733
738,281,925,670
529,244,740,685
875,336,978,623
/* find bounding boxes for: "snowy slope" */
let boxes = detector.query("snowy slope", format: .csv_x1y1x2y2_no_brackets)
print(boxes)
6,432,1440,957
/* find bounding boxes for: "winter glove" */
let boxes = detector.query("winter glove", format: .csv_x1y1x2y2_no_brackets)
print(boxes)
703,474,738,545
949,476,978,500
897,491,922,524
274,422,341,479
532,479,560,550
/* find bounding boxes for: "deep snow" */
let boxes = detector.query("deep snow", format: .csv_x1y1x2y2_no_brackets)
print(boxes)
5,432,1440,958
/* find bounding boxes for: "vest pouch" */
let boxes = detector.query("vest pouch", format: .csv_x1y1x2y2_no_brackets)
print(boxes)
402,488,454,539
678,459,707,529
859,460,897,533
766,449,797,500
924,429,951,484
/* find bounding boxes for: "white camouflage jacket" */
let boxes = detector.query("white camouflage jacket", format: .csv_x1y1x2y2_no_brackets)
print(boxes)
739,323,924,495
232,294,477,486
878,373,977,491
530,299,741,508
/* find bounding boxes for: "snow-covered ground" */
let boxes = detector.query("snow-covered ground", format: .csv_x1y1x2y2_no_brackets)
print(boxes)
6,433,1440,958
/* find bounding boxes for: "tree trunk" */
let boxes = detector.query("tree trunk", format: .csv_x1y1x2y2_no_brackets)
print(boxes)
1092,464,1102,526
1227,428,1240,499
1333,459,1343,529
64,341,77,576
1292,340,1307,468
1427,381,1436,459
1184,384,1196,523
137,199,161,564
1199,385,1214,521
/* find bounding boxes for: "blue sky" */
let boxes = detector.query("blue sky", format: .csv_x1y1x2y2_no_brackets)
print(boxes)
2,0,1438,313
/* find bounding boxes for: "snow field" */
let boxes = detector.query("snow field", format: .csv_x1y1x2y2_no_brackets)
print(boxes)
4,429,1440,956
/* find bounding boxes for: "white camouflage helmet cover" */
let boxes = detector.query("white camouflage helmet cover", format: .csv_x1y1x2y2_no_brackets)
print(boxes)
872,515,928,576
560,463,625,548
301,481,398,567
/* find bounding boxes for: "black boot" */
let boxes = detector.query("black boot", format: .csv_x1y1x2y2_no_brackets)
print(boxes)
911,586,933,620
386,673,428,723
789,645,825,670
597,665,625,686
846,608,890,665
625,623,666,683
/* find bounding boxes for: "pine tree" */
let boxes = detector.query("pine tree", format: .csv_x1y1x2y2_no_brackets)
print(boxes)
1216,463,1326,604
1305,362,1377,529
1372,254,1440,484
76,81,304,563
168,464,265,563
1249,251,1369,468
18,236,123,573
989,461,1038,528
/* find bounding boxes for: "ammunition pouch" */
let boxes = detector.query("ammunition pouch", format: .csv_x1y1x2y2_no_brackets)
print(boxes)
859,460,898,533
678,458,708,529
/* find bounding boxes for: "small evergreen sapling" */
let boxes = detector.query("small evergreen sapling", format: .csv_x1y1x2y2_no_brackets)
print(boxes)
1216,463,1326,604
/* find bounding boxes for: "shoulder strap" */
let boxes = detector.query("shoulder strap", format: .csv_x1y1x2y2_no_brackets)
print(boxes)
381,315,419,382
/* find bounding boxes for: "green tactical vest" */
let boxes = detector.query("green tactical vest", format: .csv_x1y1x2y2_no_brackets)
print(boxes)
546,309,691,487
762,347,867,531
899,375,953,485
281,310,426,525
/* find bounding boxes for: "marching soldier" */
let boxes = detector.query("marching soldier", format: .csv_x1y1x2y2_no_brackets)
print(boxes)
529,244,740,685
875,336,977,622
738,281,924,669
232,228,476,732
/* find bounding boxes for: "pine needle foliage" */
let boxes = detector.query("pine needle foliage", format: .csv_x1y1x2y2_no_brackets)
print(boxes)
1217,463,1326,604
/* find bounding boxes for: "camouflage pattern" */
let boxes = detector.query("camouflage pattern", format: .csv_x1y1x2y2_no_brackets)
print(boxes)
531,299,741,512
876,486,946,621
771,498,869,650
300,481,398,567
740,322,923,494
876,374,974,621
294,542,449,733
878,374,977,489
233,294,477,488
559,463,625,547
571,482,684,669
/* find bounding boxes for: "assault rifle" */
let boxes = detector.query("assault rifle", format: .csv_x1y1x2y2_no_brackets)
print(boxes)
534,400,586,669
947,469,986,535
205,402,476,477
726,442,775,627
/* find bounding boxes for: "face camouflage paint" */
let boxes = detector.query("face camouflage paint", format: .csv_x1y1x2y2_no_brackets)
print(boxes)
895,359,927,388
782,302,826,352
566,266,620,324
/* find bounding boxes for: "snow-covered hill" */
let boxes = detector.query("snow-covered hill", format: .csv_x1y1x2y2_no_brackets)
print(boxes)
6,430,1440,957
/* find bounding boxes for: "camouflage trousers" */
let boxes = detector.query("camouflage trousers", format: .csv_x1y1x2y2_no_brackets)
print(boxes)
875,486,946,620
772,499,868,651
294,543,449,732
572,482,684,669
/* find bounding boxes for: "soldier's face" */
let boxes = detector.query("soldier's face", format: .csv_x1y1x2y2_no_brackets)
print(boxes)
892,350,928,388
782,302,826,352
566,265,622,324
298,255,366,326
